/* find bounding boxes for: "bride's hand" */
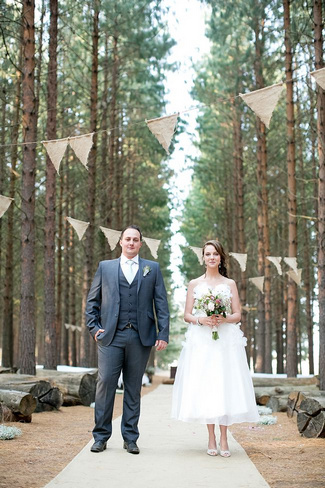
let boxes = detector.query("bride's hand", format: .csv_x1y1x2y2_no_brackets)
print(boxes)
215,314,226,325
200,316,218,328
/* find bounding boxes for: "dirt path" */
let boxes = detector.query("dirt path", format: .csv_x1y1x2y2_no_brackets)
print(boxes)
1,376,324,488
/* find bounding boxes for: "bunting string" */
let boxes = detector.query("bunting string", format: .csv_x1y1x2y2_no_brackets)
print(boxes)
1,68,323,155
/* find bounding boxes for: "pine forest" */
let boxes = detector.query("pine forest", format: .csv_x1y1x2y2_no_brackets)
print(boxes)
0,0,324,389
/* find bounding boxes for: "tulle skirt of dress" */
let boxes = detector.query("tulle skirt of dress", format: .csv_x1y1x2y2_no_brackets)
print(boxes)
171,322,260,426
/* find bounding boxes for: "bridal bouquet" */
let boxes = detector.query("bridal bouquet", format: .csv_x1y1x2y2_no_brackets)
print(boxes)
195,290,227,340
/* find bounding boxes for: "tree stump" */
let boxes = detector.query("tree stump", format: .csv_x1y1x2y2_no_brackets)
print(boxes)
0,389,37,415
297,398,325,438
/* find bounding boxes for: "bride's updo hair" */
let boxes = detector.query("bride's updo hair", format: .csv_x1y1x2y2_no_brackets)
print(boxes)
202,240,228,277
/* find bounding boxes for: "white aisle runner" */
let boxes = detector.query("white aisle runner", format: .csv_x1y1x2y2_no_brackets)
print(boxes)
44,384,270,488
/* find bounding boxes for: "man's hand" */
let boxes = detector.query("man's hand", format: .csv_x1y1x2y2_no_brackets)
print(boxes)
155,340,167,351
94,329,105,342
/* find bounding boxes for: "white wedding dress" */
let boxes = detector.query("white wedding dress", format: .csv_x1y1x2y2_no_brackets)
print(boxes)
171,283,260,425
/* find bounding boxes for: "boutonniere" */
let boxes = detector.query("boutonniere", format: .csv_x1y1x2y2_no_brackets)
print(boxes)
143,265,151,277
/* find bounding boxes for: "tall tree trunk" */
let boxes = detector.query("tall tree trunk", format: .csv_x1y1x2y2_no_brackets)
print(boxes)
232,99,248,355
107,30,119,231
56,144,64,365
283,0,298,377
2,48,22,367
296,91,314,375
70,192,77,366
20,0,37,375
63,179,70,365
313,0,325,389
80,0,99,367
254,14,272,373
0,89,6,343
99,33,109,259
44,0,58,369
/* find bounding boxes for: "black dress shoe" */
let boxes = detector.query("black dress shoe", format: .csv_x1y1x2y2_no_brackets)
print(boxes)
123,441,140,454
91,440,107,453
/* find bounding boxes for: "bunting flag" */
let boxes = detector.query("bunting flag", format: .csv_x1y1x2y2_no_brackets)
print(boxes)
69,133,94,169
287,269,302,286
65,323,82,332
143,236,161,259
284,257,298,274
249,276,265,293
311,67,325,90
229,252,247,272
100,226,121,250
0,195,14,218
66,217,89,241
42,138,69,174
146,113,179,155
189,246,203,265
240,83,284,128
266,256,282,275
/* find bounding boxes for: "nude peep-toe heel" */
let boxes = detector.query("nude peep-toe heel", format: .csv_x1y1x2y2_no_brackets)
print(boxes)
207,448,218,456
219,443,231,457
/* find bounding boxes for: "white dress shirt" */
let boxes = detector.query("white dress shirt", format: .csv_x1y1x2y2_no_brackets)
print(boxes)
120,254,139,284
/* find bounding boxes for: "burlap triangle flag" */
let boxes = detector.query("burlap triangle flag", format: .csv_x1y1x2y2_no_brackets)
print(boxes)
65,323,82,332
42,138,69,174
0,195,14,218
229,252,247,272
143,236,161,259
240,83,284,129
66,217,89,241
69,133,94,169
249,276,265,293
266,256,282,275
189,246,203,265
284,257,298,274
146,113,178,155
100,226,121,250
287,269,302,286
311,67,325,90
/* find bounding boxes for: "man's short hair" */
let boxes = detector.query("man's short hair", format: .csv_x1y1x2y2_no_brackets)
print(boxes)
120,224,143,241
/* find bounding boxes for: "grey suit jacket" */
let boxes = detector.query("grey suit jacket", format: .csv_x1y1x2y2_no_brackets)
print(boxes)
85,257,169,347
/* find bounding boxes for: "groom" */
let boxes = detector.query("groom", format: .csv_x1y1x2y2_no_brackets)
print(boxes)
86,225,169,454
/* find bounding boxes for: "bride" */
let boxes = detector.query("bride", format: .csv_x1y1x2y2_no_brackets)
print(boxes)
171,240,259,457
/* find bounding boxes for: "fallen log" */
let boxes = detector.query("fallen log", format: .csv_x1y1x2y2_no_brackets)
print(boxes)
35,387,63,412
0,375,62,411
36,369,97,406
266,395,289,412
0,403,32,423
0,367,17,374
252,376,319,387
0,389,36,415
255,385,322,407
297,397,325,438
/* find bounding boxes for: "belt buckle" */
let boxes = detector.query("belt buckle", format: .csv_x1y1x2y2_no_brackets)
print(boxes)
126,323,132,329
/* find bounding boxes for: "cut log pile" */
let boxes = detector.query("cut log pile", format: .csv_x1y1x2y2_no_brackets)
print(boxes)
0,369,98,422
287,391,325,438
252,376,325,438
35,369,97,406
